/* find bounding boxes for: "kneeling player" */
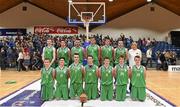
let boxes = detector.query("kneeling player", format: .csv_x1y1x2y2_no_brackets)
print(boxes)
55,57,69,100
84,55,98,99
41,59,55,101
130,56,146,101
114,55,129,101
69,53,84,99
98,57,114,101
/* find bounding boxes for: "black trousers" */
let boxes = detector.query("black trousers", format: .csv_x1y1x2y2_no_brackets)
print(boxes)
146,58,152,67
17,59,24,71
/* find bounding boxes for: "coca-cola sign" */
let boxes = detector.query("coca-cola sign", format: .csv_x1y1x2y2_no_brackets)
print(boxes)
34,26,78,34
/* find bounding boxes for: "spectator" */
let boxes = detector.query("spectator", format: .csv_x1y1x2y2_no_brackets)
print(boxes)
0,48,6,70
146,48,152,68
23,52,30,71
17,49,24,71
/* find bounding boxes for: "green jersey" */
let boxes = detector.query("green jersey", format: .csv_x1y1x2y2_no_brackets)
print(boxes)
57,47,69,66
115,47,126,64
55,66,68,85
101,45,113,62
44,46,54,61
115,64,128,85
87,44,99,61
69,63,83,84
41,67,54,85
100,65,113,85
84,65,98,84
71,47,84,63
131,65,146,87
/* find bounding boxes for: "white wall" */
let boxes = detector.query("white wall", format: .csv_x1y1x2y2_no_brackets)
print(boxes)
0,3,85,34
92,3,180,41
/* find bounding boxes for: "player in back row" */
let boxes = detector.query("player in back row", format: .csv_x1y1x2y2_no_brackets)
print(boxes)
42,37,130,68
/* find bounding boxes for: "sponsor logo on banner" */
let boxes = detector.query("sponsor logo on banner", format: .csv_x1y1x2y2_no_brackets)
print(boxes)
34,26,78,34
0,29,26,36
168,65,180,72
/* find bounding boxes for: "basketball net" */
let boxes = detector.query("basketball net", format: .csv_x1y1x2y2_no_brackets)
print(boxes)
82,16,92,41
82,16,91,27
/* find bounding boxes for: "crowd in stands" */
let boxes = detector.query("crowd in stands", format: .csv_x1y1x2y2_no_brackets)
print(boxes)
0,33,179,71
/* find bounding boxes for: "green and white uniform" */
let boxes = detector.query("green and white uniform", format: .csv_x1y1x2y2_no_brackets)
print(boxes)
87,44,99,66
41,67,54,101
84,65,98,99
115,64,128,101
131,65,146,101
57,47,69,66
100,65,113,101
69,63,83,98
71,47,84,64
43,46,55,67
114,47,127,65
55,66,68,100
101,46,113,66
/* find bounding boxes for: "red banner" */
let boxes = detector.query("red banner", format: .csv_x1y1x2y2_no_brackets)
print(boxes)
34,26,78,34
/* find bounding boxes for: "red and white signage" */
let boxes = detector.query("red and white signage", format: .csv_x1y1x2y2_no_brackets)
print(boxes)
34,26,78,34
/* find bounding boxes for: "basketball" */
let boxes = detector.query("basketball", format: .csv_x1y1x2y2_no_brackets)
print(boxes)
80,93,88,103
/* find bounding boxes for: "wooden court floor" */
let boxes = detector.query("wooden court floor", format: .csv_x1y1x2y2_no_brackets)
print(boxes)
0,69,180,106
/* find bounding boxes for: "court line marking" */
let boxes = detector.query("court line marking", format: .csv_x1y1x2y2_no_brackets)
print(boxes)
0,78,40,101
146,87,176,106
0,78,176,107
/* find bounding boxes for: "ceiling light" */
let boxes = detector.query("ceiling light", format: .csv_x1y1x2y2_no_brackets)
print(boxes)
147,0,152,2
109,0,113,2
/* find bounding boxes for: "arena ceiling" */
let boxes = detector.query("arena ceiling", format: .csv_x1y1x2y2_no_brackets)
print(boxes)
0,0,179,29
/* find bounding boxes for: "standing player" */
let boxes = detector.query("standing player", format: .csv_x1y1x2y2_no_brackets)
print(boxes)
69,53,84,99
84,55,98,99
86,37,100,66
113,55,129,101
42,38,56,68
98,57,114,101
57,40,70,66
130,56,146,101
114,40,128,65
41,59,55,101
101,37,114,66
55,57,69,100
71,39,85,64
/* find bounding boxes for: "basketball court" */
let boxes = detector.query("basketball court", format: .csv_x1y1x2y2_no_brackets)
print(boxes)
0,0,180,107
0,70,179,106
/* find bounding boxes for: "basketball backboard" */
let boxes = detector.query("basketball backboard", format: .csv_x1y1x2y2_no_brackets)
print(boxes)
68,2,106,25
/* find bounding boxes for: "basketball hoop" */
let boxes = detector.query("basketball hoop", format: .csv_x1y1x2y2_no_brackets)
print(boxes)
82,16,92,27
